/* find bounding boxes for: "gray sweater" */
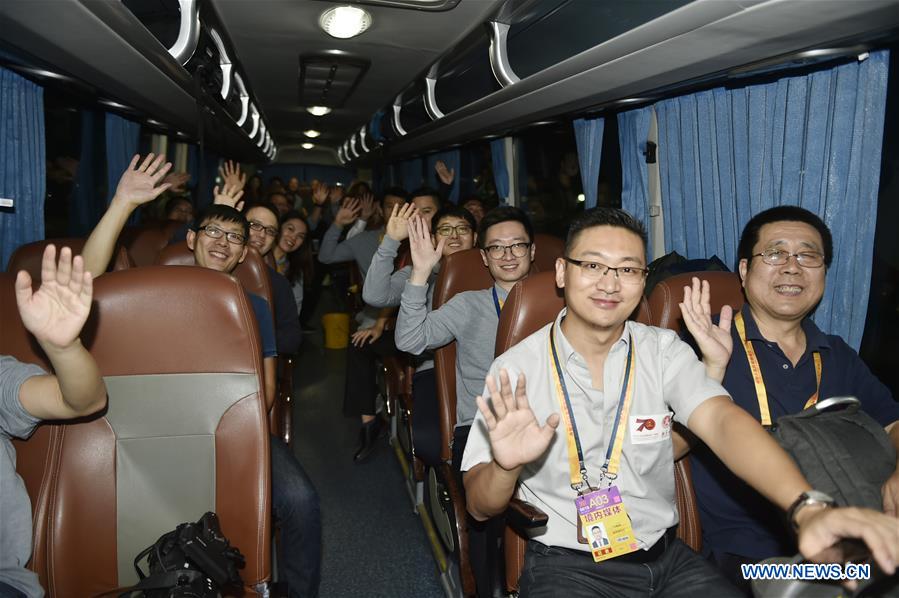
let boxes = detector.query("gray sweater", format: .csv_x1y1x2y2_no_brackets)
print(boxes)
318,223,383,327
395,280,508,427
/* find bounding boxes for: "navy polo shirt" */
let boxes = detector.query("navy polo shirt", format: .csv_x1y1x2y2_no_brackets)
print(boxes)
691,305,899,559
247,292,278,358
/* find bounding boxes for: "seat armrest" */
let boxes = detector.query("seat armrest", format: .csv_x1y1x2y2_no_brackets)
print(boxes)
506,498,548,530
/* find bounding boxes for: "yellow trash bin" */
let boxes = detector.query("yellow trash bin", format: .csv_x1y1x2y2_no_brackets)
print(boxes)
322,312,350,349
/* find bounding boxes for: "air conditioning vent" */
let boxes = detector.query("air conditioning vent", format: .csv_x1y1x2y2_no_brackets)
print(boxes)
298,55,370,110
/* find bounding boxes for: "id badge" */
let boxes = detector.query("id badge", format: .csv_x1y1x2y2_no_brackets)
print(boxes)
575,486,639,562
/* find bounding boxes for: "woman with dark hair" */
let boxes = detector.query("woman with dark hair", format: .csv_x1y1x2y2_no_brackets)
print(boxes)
273,210,313,316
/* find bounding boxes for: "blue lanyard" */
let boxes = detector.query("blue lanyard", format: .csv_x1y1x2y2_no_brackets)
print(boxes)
492,286,503,318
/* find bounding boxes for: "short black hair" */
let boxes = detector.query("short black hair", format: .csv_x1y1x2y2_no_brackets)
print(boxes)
477,206,534,249
195,204,249,240
431,205,477,235
383,187,410,202
410,187,441,205
565,207,647,256
245,200,281,224
737,205,833,268
164,196,193,216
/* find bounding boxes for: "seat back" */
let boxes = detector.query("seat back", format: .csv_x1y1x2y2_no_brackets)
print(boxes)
0,273,60,591
6,238,131,279
532,233,564,274
647,271,744,331
121,221,185,267
155,242,275,320
431,249,494,461
45,267,270,596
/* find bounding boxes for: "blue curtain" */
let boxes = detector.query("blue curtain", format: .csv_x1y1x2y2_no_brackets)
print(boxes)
69,110,104,237
573,117,605,209
617,106,654,257
369,111,385,143
400,158,423,192
490,138,509,202
654,51,890,349
105,113,141,226
1,67,45,269
425,149,461,203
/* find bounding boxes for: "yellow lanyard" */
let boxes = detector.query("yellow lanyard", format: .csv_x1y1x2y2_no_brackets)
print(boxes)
548,323,636,490
734,312,821,427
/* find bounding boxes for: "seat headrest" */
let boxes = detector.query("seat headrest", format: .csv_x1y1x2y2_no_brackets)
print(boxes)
82,266,263,376
122,221,186,267
432,248,493,308
648,271,744,331
495,271,564,355
532,234,564,274
155,242,273,306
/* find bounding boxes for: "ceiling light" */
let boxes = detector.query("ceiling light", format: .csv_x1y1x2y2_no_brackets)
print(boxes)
577,194,586,203
319,6,372,40
304,130,321,138
302,142,315,150
306,106,332,117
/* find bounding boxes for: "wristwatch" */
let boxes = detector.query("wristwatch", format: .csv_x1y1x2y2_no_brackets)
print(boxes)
787,490,836,531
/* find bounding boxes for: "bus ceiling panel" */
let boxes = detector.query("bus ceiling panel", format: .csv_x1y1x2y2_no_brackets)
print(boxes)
2,0,267,162
208,0,503,149
385,0,899,159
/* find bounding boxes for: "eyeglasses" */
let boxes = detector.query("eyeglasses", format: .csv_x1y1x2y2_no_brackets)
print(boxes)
248,220,279,238
563,257,648,284
197,224,246,245
484,242,531,259
753,249,825,268
435,224,473,237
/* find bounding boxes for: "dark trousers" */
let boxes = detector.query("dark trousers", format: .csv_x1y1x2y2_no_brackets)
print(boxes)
271,435,321,598
452,425,505,598
411,368,441,467
342,330,396,418
520,538,741,598
706,550,757,597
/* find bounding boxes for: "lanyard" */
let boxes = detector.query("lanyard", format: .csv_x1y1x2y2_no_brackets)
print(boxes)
492,287,504,318
734,312,821,427
548,322,636,491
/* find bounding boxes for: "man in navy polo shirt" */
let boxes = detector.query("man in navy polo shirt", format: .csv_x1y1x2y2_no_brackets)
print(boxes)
681,206,899,592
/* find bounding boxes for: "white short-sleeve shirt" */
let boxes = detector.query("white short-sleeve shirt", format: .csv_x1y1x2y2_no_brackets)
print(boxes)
461,308,729,552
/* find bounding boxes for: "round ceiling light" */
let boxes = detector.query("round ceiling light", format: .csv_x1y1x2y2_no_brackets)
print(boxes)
302,142,315,150
319,5,372,39
304,130,321,138
306,106,332,117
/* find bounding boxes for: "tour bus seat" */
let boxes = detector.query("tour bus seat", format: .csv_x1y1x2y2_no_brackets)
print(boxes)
6,238,132,280
646,270,745,553
430,248,494,596
44,267,271,596
0,273,61,591
120,220,185,267
155,242,290,441
647,271,744,331
532,233,565,274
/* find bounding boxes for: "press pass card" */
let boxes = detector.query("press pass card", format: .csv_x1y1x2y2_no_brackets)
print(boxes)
575,486,639,562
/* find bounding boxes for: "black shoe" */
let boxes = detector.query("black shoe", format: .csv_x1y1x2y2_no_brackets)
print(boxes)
353,419,382,463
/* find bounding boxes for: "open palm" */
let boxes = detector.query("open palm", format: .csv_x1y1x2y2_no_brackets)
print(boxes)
679,276,733,370
386,202,418,241
114,153,172,208
476,370,559,471
408,215,443,274
15,245,92,350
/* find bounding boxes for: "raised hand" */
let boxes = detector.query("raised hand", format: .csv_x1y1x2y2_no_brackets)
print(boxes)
219,160,247,191
162,171,190,193
359,191,376,221
112,154,172,208
435,160,455,186
408,214,443,283
15,245,92,351
335,197,361,226
476,370,560,471
213,181,246,211
386,202,418,242
312,184,330,206
679,277,733,378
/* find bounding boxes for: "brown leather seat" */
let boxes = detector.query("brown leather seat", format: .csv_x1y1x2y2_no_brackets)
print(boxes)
43,267,270,596
430,248,494,596
154,242,289,439
120,220,185,267
0,273,60,591
532,233,565,274
6,238,132,280
647,270,745,553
